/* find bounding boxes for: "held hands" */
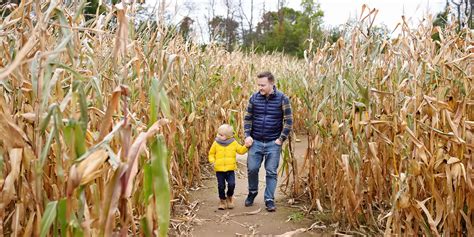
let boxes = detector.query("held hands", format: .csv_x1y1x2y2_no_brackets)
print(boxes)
244,137,254,147
244,137,281,146
244,137,282,147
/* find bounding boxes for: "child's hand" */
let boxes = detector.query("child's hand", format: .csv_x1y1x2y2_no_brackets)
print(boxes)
244,137,253,147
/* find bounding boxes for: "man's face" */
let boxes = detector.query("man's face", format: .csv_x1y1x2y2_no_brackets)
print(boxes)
257,77,273,96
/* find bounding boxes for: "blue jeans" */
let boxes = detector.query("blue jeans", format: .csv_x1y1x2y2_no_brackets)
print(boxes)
216,171,235,200
247,139,282,201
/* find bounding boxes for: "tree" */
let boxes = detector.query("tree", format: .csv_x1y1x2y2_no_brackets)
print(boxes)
450,0,473,30
208,16,239,51
179,16,194,40
250,1,324,58
433,1,450,29
470,0,474,28
237,0,255,48
204,0,218,42
326,26,343,44
256,7,301,54
298,0,324,50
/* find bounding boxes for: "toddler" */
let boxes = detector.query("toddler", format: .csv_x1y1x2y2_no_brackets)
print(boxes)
208,124,248,209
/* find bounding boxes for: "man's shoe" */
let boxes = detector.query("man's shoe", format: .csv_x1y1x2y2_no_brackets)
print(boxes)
265,200,276,212
244,192,257,207
218,200,227,210
226,196,235,209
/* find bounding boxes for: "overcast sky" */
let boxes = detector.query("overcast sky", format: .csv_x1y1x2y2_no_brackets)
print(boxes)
145,0,447,40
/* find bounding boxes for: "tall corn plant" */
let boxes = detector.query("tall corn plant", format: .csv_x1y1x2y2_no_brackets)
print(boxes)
0,1,308,236
0,1,174,236
285,6,474,235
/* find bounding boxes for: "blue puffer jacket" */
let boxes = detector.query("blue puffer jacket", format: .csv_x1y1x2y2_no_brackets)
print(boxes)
244,87,288,142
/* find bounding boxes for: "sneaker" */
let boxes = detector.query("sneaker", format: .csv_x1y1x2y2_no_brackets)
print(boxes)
226,196,235,209
265,200,276,212
218,199,227,210
244,192,257,207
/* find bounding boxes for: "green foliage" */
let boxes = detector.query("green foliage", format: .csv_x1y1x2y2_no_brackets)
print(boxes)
326,26,342,44
40,201,58,237
288,211,305,222
83,0,106,21
432,3,449,42
433,3,449,29
245,1,324,58
151,136,171,237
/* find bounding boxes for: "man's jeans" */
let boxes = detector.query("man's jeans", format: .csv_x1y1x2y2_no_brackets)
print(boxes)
247,139,282,201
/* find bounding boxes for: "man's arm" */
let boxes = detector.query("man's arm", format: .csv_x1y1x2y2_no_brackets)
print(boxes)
279,95,293,142
244,96,253,138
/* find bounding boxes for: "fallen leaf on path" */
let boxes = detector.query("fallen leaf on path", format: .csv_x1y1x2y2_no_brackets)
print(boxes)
230,208,262,217
275,228,307,237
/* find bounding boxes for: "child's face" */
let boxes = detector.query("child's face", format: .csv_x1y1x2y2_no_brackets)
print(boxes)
217,132,227,140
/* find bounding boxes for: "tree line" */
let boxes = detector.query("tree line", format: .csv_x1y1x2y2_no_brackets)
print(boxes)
1,0,473,57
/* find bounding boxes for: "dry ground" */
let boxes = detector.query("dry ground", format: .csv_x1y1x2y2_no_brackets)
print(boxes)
189,136,326,236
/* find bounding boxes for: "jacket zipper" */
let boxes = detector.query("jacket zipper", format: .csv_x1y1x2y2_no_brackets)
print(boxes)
263,97,268,138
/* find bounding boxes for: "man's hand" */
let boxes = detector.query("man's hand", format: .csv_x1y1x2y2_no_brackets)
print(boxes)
245,137,254,147
274,139,282,146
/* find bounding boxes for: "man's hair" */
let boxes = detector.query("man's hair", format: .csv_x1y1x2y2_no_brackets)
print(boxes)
257,71,275,83
218,124,234,138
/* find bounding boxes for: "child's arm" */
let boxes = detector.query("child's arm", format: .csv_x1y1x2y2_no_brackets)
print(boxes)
208,142,217,163
236,142,248,155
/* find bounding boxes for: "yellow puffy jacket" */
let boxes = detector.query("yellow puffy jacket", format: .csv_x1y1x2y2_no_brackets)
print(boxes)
208,140,248,172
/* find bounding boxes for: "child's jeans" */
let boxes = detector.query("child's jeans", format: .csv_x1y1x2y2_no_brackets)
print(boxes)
216,171,235,200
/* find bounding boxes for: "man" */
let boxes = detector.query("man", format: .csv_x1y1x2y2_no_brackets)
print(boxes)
243,71,293,212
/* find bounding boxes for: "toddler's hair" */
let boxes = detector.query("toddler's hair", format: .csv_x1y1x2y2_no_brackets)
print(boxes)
218,124,234,138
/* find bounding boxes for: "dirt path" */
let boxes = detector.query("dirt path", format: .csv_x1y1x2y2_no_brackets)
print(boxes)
189,136,321,236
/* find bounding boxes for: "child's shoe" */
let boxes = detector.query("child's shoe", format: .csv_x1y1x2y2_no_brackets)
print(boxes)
226,196,235,209
218,199,227,210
